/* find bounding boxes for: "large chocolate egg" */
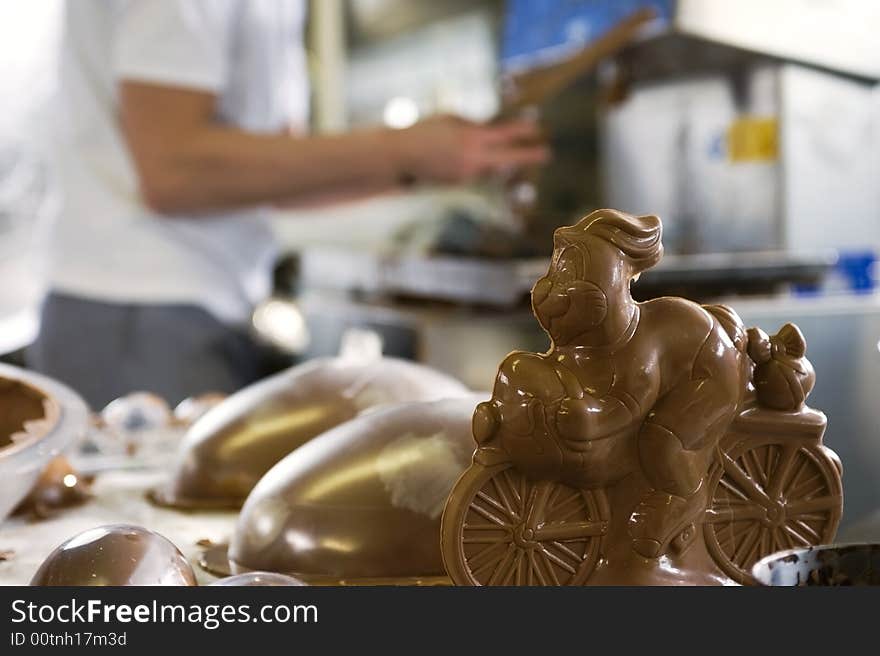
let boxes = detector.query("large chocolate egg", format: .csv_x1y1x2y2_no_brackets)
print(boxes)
31,524,197,586
227,395,481,584
152,357,468,510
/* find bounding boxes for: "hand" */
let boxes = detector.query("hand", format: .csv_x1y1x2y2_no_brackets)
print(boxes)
390,115,550,185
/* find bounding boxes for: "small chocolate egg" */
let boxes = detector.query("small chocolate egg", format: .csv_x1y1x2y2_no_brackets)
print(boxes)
94,392,172,457
101,392,171,433
30,524,197,586
14,456,92,518
209,572,306,586
228,395,481,584
173,393,227,426
152,357,469,510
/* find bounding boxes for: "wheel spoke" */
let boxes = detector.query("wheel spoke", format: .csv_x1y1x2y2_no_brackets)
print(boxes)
776,526,793,550
538,550,561,585
787,472,826,501
529,551,548,585
786,496,840,516
540,546,577,574
550,490,586,519
476,491,514,520
719,477,750,502
525,482,553,531
470,500,510,527
468,542,507,573
704,504,765,523
740,451,759,486
546,482,561,511
765,444,776,483
514,551,525,585
758,527,770,561
501,553,520,585
721,451,772,505
717,524,737,552
502,469,522,508
535,520,606,541
463,534,508,545
783,524,811,547
732,523,761,565
767,445,800,499
744,528,764,565
486,544,517,585
491,477,517,519
463,522,509,531
553,541,584,561
785,455,811,495
748,448,770,488
791,519,822,543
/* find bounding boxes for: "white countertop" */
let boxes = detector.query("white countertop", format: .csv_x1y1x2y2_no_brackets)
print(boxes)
0,468,238,586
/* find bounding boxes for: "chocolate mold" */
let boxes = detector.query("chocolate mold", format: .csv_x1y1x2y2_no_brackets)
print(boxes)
441,209,843,586
151,357,468,510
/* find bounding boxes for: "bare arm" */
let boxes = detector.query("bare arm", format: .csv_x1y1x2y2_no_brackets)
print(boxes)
119,82,549,216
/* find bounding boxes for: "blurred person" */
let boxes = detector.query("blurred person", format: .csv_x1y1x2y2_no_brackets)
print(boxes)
29,0,548,408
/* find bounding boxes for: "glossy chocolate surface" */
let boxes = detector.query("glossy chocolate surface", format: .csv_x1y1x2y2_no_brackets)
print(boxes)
30,524,197,586
153,357,468,510
228,395,481,583
209,572,306,586
441,209,843,586
14,456,91,518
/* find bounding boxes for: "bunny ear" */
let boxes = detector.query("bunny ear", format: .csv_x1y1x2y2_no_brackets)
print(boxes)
775,323,806,358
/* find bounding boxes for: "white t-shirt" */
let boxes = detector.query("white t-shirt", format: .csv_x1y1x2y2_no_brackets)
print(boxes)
51,0,309,324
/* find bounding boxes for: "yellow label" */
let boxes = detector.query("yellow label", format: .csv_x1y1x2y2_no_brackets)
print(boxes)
727,116,778,162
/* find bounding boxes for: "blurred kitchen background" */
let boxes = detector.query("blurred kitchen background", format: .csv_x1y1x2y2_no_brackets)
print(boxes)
1,0,880,531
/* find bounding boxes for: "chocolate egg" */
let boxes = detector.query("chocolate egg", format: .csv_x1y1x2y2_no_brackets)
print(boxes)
30,524,197,586
227,395,481,584
209,572,306,586
152,357,468,510
14,456,92,518
173,393,227,426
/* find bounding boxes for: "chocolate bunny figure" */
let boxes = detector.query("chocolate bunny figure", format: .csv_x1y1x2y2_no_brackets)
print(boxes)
443,209,843,585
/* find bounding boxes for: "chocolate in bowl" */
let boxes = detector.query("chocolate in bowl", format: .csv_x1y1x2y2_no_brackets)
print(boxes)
151,357,469,511
0,377,60,453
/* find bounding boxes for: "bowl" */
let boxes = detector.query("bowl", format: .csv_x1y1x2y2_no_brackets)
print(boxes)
0,363,90,523
752,543,880,586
